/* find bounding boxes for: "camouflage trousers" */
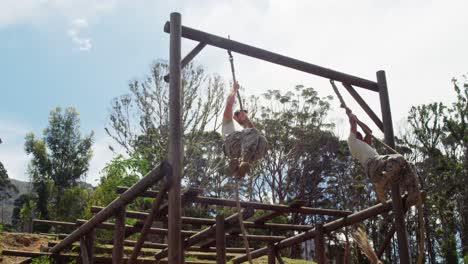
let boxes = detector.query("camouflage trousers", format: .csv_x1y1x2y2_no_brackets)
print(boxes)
365,154,420,206
224,128,268,176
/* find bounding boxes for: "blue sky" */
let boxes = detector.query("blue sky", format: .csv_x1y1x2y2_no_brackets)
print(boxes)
1,0,467,184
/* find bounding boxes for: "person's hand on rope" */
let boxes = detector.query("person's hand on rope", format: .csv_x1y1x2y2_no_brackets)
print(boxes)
230,81,240,96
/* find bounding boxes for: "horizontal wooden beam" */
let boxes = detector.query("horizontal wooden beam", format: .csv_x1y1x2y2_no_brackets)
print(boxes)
117,187,352,217
91,206,313,231
75,219,197,237
253,200,307,224
48,240,252,254
163,22,379,91
1,249,214,264
49,162,169,254
155,208,255,260
232,193,416,263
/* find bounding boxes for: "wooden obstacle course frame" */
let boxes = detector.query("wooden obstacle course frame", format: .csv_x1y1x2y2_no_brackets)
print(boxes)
1,12,413,264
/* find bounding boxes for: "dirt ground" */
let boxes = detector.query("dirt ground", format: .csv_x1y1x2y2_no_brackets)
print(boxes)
0,232,51,264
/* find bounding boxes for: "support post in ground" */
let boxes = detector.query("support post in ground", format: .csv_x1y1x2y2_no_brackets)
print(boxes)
216,215,226,264
314,223,326,264
168,11,183,264
377,70,410,264
267,244,276,264
113,207,126,264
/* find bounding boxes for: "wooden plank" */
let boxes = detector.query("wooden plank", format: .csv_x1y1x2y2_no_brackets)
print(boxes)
377,70,410,264
168,12,183,264
163,22,379,91
49,162,169,253
216,215,226,264
112,207,126,264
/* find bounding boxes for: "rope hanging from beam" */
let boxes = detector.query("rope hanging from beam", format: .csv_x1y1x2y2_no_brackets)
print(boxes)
329,80,399,155
227,41,253,264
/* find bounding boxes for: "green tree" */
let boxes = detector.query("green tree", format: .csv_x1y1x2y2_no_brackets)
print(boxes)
444,76,468,262
0,161,18,201
24,107,94,221
106,62,225,184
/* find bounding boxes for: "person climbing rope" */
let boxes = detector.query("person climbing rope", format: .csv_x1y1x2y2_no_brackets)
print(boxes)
222,81,267,177
346,107,420,206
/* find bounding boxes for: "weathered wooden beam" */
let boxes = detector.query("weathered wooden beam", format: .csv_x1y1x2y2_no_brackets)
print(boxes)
268,244,276,264
168,12,184,264
112,207,126,264
191,196,352,216
164,42,207,82
48,241,252,254
79,228,94,264
341,82,384,132
253,200,307,224
92,206,313,231
232,194,415,264
1,249,214,264
117,188,352,217
75,219,197,236
216,215,226,264
155,208,255,260
315,223,326,264
49,162,169,253
275,251,285,264
377,70,410,264
128,184,169,264
163,22,379,91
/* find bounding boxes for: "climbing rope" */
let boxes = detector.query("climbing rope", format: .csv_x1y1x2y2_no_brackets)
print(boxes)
227,41,253,264
329,80,400,155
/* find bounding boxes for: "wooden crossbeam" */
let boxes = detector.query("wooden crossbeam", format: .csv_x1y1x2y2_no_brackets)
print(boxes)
91,206,313,231
253,200,307,224
232,193,415,263
155,208,255,260
117,187,352,217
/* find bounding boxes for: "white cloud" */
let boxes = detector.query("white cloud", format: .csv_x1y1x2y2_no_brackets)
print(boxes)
0,0,118,50
68,18,92,51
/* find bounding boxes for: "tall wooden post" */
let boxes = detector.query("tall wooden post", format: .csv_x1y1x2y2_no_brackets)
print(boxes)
267,244,276,264
113,207,126,264
377,70,410,264
168,12,183,264
80,228,95,264
216,215,226,264
314,224,326,264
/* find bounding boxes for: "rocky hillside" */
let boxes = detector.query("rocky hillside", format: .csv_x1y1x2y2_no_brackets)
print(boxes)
1,179,33,225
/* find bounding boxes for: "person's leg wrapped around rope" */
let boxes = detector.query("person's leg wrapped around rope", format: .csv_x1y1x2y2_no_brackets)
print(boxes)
365,154,416,204
224,128,267,177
